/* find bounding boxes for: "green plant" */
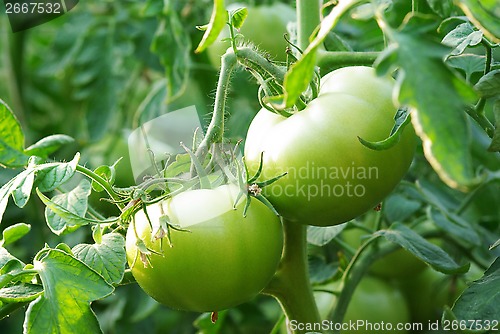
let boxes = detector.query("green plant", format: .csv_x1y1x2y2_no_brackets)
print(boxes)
0,0,499,333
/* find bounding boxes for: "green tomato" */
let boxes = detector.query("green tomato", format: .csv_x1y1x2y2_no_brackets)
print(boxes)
315,277,410,334
398,266,483,323
126,184,283,312
207,3,295,67
244,66,416,226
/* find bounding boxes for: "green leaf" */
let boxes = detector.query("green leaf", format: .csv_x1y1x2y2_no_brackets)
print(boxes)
195,0,228,54
135,79,168,125
72,233,126,285
378,14,478,191
451,257,500,327
383,193,421,223
442,22,483,56
307,224,347,246
11,165,35,209
0,99,29,168
458,0,500,43
42,179,92,235
152,10,191,103
283,0,361,108
376,223,469,274
491,238,500,250
0,156,80,223
37,189,116,236
91,165,116,192
426,0,453,17
488,100,500,152
34,153,80,192
24,135,74,159
427,207,481,246
0,223,31,247
308,255,338,284
0,283,43,303
0,247,24,272
230,7,248,30
474,69,500,99
447,54,485,82
24,249,114,334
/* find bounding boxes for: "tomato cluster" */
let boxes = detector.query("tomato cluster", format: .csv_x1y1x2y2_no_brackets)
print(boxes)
126,65,416,313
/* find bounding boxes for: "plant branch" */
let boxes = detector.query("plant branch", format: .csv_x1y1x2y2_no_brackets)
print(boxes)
263,220,321,334
75,165,125,210
464,105,495,138
297,0,321,50
196,51,237,157
317,51,380,71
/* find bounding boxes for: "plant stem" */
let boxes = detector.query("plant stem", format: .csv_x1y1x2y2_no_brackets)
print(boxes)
317,51,380,70
75,165,124,210
196,51,237,157
263,220,321,333
464,105,495,138
297,0,321,50
236,47,287,83
328,236,404,334
5,27,26,126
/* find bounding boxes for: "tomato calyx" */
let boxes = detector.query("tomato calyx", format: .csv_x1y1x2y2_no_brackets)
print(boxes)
235,151,286,217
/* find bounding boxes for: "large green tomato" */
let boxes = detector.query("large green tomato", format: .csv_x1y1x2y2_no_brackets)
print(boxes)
314,277,411,334
207,3,295,67
244,66,416,226
126,184,283,312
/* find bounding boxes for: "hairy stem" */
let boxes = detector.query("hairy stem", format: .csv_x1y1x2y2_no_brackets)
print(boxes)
196,51,237,157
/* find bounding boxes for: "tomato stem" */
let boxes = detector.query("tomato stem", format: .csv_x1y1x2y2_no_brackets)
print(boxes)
296,0,320,50
263,220,321,334
75,165,125,210
316,51,380,70
196,51,237,156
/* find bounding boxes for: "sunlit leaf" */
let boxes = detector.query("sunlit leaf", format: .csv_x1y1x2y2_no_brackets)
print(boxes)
458,0,500,43
34,153,80,192
42,179,91,235
195,0,228,53
0,284,43,303
0,223,31,247
24,135,74,159
24,249,113,334
72,233,126,285
0,99,29,168
441,22,483,56
377,14,478,191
